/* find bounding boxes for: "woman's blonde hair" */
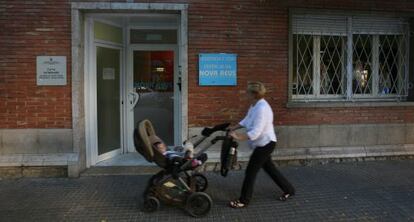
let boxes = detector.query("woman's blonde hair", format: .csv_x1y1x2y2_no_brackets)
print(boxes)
247,81,266,99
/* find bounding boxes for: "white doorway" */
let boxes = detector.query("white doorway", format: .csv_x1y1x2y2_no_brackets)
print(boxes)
85,18,125,166
84,13,183,167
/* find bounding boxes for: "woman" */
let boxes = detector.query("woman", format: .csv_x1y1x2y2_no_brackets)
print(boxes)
228,82,295,208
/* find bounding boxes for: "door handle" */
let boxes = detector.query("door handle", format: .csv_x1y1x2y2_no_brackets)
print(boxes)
129,92,139,111
177,77,182,92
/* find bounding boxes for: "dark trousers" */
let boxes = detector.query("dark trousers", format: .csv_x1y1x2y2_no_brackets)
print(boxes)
240,141,295,204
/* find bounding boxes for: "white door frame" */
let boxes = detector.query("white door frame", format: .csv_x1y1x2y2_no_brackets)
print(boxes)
125,44,180,153
84,16,125,166
77,4,189,168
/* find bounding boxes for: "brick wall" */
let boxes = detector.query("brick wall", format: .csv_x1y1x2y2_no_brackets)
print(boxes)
0,0,413,129
185,0,414,126
0,0,72,128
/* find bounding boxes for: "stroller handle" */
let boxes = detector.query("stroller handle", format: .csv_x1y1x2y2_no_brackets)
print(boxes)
182,123,231,167
201,123,230,137
191,123,230,148
211,136,228,144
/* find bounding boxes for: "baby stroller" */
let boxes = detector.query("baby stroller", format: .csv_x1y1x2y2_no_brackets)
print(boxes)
133,119,230,217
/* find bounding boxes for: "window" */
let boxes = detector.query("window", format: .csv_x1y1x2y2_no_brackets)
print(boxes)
130,29,177,44
291,13,410,101
378,35,407,95
352,34,372,95
320,35,347,96
293,35,314,95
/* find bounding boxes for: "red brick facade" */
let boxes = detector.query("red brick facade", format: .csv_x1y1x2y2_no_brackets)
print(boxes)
0,0,413,129
186,0,414,126
0,0,71,128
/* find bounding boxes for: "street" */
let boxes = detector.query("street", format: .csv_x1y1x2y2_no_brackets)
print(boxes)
1,160,414,221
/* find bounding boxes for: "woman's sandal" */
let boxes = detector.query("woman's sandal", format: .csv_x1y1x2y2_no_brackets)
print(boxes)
229,199,247,208
279,193,293,201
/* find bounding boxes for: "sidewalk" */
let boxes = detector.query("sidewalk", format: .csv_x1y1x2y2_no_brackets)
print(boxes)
1,160,414,222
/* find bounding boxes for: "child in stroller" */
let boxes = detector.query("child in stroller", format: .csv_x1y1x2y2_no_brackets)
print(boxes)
134,119,230,217
150,135,207,169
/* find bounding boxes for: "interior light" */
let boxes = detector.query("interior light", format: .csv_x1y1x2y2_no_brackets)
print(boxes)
156,67,165,72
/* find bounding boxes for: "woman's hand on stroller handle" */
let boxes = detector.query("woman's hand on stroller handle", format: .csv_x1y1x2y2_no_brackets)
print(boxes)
228,124,243,131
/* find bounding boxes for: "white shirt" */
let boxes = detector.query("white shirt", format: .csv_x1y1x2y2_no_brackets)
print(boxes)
239,99,277,149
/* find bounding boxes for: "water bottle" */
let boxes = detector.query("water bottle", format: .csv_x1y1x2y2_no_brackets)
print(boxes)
229,147,236,155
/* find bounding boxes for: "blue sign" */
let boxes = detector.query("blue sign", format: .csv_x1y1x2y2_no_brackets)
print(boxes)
199,53,237,86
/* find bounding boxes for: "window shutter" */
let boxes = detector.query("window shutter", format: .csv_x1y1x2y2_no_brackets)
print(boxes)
292,14,347,36
352,16,407,35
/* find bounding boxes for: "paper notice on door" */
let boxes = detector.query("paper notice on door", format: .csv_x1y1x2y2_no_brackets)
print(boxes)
102,68,115,80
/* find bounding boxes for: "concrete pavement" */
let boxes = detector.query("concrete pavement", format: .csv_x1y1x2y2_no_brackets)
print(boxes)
1,160,414,221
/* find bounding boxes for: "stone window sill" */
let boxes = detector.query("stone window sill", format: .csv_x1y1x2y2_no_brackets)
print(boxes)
287,101,414,108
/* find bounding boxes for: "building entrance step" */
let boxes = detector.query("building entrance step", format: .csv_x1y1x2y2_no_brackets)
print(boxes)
81,166,160,176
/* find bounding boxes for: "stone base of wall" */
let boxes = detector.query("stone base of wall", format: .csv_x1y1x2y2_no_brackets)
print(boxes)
79,154,414,177
0,129,73,154
189,123,414,152
0,166,67,179
275,155,414,167
0,123,412,177
202,144,414,170
0,153,79,178
204,155,414,171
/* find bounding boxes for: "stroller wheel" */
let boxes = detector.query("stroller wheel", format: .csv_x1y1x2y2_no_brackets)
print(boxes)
143,196,160,213
185,192,212,217
192,173,208,192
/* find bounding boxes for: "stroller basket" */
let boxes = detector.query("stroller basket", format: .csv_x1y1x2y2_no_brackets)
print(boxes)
210,131,239,177
220,136,238,177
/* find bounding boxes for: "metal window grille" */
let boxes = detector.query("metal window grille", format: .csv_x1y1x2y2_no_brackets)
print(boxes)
378,35,408,96
293,35,314,95
320,36,347,96
291,13,410,101
352,34,373,95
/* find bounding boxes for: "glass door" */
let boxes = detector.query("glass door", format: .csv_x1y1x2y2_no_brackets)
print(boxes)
96,45,122,160
126,48,179,152
133,51,174,144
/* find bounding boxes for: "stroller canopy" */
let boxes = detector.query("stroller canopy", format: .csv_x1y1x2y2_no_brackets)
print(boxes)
134,119,167,167
134,119,155,162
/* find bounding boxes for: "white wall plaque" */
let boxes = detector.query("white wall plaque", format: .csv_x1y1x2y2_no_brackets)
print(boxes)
102,68,115,80
36,56,67,85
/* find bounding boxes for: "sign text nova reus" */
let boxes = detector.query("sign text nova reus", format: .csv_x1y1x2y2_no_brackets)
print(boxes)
198,53,237,86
